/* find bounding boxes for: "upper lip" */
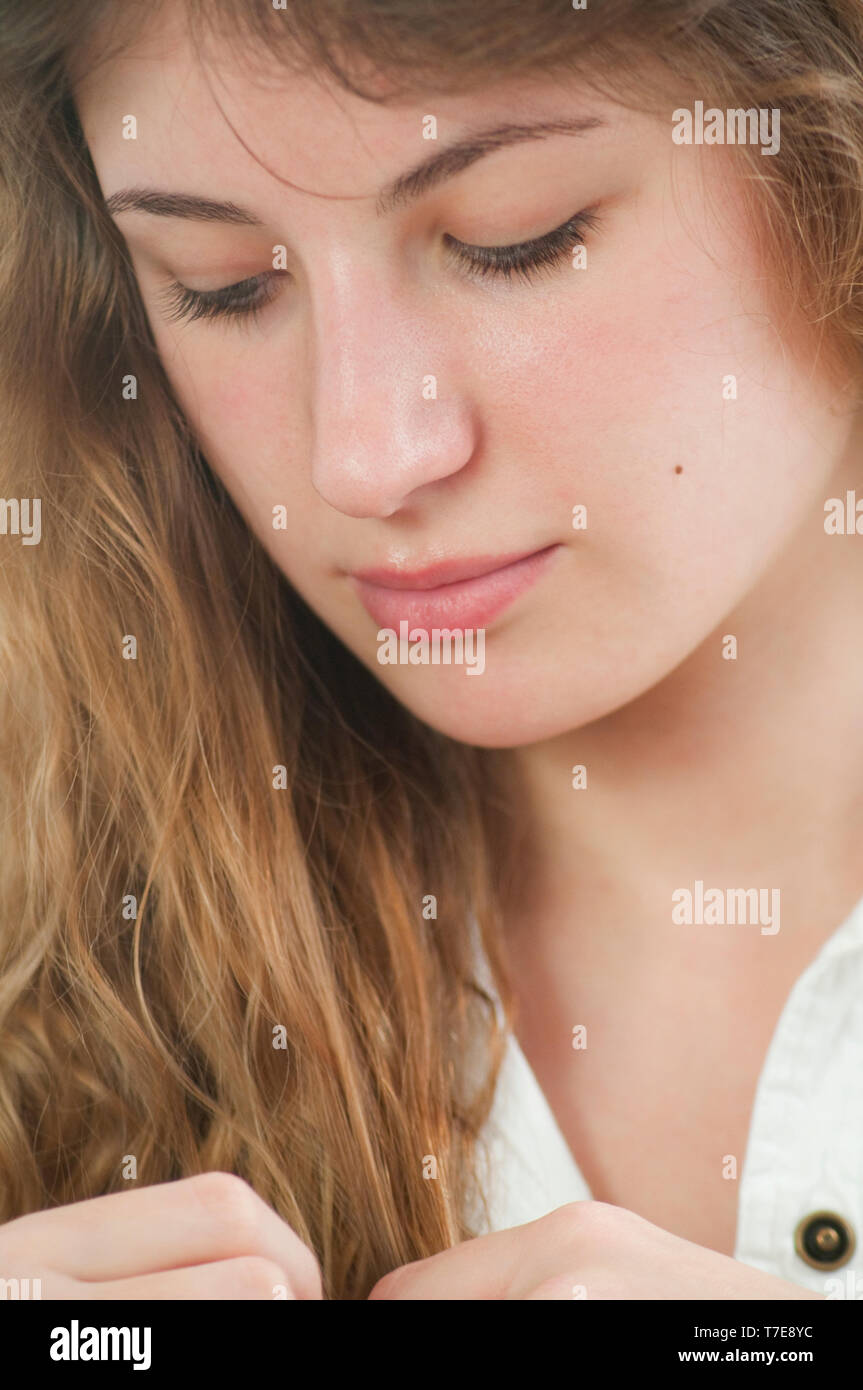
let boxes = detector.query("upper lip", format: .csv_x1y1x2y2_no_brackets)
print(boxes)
350,546,554,591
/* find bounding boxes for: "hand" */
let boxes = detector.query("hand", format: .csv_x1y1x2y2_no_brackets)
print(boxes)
0,1172,322,1299
368,1200,824,1300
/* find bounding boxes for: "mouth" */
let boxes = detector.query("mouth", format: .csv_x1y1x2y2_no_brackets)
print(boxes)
349,544,561,631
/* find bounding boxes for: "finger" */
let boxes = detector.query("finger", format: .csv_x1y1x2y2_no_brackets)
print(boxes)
522,1273,582,1300
78,1256,299,1301
368,1225,525,1300
7,1173,321,1297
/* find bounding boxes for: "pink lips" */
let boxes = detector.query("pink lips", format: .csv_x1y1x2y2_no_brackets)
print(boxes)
350,545,560,631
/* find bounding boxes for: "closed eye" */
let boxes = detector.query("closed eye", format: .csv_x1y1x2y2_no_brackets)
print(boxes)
156,205,600,326
444,207,600,282
157,273,278,326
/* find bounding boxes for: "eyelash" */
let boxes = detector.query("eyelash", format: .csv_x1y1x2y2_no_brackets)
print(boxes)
157,274,278,327
158,207,600,326
444,207,600,283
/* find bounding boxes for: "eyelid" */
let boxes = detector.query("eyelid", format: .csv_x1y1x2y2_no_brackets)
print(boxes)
156,205,600,326
447,207,597,254
445,206,600,280
157,271,278,325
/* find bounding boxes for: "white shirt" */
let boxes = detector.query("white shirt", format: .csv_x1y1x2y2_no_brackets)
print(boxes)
471,894,863,1297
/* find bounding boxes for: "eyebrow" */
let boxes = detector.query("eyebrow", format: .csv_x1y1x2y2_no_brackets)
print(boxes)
104,116,605,225
375,116,605,214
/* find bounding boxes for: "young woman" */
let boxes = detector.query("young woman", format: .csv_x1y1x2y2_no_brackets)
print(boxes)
0,0,861,1301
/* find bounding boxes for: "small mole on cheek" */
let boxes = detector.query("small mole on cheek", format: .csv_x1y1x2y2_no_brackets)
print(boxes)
674,466,683,475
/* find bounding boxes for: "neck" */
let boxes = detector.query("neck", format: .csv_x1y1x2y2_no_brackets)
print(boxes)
506,424,863,949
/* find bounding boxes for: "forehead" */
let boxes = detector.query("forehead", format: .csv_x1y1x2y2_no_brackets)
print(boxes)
73,3,635,203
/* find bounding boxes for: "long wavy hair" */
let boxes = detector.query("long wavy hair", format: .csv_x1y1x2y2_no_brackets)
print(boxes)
1,0,861,1298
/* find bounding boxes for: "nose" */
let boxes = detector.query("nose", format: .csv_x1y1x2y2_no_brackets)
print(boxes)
307,260,477,518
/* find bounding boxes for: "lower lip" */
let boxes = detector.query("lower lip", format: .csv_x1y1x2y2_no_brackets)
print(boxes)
351,545,560,631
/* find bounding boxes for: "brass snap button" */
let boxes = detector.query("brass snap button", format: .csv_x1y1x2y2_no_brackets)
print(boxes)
794,1211,856,1270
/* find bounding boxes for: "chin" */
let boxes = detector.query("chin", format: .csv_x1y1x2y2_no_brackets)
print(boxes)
383,638,708,747
376,672,622,750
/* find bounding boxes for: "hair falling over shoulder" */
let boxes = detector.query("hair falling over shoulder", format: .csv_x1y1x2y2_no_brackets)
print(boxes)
1,0,862,1298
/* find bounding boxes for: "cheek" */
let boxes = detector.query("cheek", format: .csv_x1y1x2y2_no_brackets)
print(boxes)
157,327,261,440
154,233,841,645
159,346,349,624
156,335,306,517
491,235,832,588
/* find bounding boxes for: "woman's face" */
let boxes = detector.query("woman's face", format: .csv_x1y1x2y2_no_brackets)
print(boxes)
76,7,857,747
